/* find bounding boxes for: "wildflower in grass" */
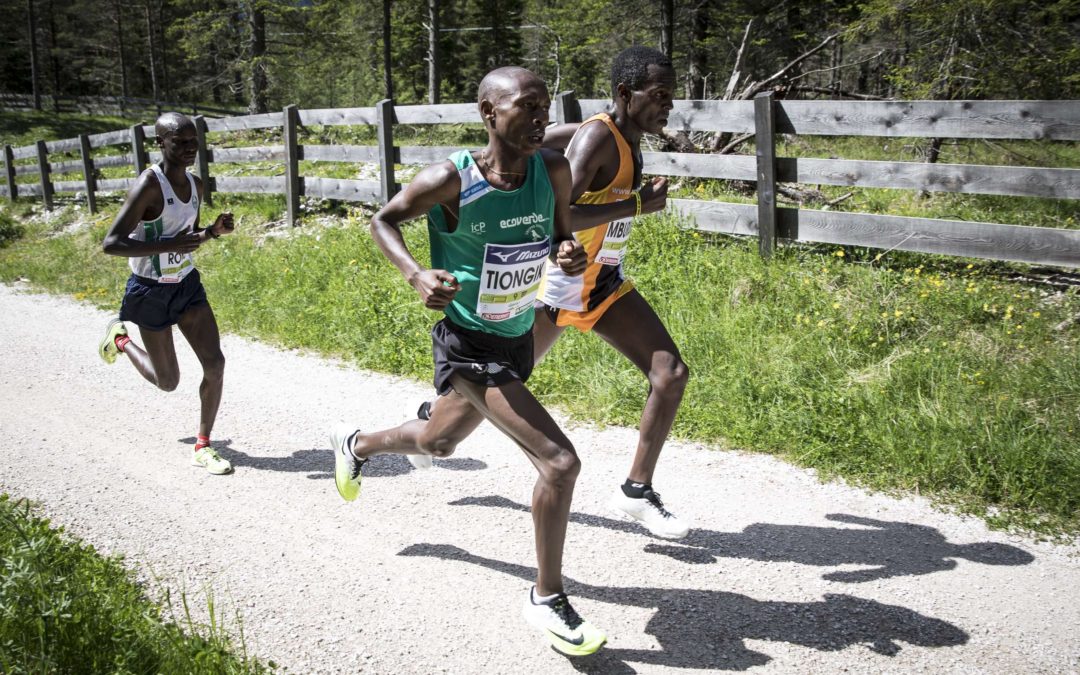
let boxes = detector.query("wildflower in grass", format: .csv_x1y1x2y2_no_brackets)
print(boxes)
832,302,841,309
894,309,903,317
834,250,845,257
1033,311,1041,318
923,347,930,353
966,264,974,269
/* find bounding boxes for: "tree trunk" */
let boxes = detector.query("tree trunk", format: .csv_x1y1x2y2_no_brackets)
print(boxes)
659,0,674,59
46,0,61,113
145,0,161,105
247,1,268,114
383,0,394,100
157,0,171,103
686,2,707,99
427,0,440,104
113,0,129,100
27,0,41,110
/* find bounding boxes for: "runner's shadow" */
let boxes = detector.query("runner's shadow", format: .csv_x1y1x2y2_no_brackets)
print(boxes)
449,495,1033,582
397,543,968,671
178,438,486,479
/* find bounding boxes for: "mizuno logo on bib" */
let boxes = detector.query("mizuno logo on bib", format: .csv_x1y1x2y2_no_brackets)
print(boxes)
478,238,550,321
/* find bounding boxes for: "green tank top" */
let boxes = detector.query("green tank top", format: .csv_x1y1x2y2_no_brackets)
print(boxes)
428,150,554,337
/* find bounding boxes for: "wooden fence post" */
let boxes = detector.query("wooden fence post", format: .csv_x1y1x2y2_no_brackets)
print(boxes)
376,98,397,204
130,124,148,176
3,145,15,202
79,133,97,214
194,115,213,207
753,91,777,260
36,140,53,211
555,91,582,124
283,104,301,226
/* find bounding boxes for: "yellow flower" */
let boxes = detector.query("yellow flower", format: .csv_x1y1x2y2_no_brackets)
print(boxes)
1033,311,1041,318
894,309,903,317
922,347,930,353
966,264,974,269
834,250,845,257
832,302,841,309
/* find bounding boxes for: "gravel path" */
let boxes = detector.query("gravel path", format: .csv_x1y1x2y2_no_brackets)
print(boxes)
1,282,1078,674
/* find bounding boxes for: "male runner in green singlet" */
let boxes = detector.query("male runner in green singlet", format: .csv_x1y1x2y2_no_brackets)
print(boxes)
329,67,606,656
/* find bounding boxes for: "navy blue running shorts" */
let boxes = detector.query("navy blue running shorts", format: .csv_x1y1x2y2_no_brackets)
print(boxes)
431,317,534,396
119,269,208,331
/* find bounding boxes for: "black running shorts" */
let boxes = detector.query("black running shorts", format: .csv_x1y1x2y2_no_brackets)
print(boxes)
431,317,534,396
119,269,209,331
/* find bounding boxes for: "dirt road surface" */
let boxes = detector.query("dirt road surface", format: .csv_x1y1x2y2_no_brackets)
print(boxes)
1,283,1077,673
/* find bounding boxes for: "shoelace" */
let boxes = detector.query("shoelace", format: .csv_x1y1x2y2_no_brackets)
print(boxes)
643,490,676,519
550,594,584,630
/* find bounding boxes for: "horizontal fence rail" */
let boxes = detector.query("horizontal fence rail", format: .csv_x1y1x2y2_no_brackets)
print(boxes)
2,94,1078,268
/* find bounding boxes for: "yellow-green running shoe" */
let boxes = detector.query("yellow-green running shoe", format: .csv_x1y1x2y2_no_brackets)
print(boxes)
522,587,607,656
98,319,128,364
330,422,364,501
192,446,233,475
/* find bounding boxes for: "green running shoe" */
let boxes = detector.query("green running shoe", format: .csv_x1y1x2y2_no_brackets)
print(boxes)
330,422,364,501
99,319,128,364
192,446,233,475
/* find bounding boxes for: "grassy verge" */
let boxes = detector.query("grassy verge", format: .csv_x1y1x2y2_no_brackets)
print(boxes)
0,192,1077,537
0,494,272,673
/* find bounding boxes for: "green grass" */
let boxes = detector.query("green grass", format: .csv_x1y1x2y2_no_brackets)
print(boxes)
0,494,272,673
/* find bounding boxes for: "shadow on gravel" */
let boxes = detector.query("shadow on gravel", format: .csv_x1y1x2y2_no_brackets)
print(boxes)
179,437,487,479
449,495,1034,582
398,543,969,671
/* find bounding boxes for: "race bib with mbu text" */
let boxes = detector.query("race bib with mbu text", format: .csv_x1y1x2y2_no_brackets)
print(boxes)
596,218,632,266
477,238,551,321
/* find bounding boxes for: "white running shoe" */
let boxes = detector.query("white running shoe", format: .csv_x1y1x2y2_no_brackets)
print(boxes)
402,399,433,470
330,422,364,501
608,487,690,539
521,586,606,656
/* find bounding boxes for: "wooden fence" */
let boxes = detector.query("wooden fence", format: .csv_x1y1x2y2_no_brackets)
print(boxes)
3,94,1079,268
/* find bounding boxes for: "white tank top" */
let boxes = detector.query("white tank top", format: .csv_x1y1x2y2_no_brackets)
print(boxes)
127,164,199,283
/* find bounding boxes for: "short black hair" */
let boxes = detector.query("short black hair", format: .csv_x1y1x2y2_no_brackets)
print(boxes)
610,46,673,93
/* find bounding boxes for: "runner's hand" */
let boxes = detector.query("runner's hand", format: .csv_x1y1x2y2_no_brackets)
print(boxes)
411,269,460,310
211,212,235,236
555,239,587,276
171,232,204,253
639,177,668,215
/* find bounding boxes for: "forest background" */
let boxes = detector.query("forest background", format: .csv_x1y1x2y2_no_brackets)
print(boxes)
3,0,1079,114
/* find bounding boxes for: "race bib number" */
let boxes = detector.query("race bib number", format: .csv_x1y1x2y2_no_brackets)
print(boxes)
156,236,193,284
477,238,550,321
596,218,632,266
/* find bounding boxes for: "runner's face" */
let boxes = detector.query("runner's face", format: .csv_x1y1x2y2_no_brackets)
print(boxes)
491,78,551,155
627,64,675,135
157,125,198,167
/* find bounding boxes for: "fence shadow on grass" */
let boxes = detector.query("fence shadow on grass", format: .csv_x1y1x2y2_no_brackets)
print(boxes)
448,495,1034,583
397,542,969,671
179,436,486,479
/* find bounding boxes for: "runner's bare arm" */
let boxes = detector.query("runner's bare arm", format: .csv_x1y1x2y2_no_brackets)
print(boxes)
542,149,586,277
370,161,462,310
102,173,203,257
192,176,234,239
564,122,667,231
542,123,580,153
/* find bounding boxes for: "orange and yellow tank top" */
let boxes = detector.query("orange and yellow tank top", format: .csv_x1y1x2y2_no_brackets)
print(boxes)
539,113,635,312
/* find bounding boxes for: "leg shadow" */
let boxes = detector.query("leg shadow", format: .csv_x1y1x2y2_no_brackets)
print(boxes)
399,543,968,671
448,495,1034,582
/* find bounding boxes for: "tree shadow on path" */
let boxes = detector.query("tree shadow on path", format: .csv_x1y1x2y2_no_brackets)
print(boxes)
449,495,1033,583
179,437,487,480
398,543,969,672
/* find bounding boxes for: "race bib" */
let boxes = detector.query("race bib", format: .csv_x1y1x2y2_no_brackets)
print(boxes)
596,218,632,266
156,236,193,284
477,238,550,321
